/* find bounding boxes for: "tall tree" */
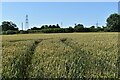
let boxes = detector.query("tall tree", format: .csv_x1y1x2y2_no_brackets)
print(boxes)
1,21,18,31
41,25,45,29
74,24,84,32
56,24,60,28
44,25,49,29
49,25,52,28
106,13,120,31
52,25,56,28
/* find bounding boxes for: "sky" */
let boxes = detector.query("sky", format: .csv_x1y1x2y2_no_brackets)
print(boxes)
1,2,118,30
1,0,119,2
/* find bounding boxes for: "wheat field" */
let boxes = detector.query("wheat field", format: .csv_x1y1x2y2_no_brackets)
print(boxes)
1,32,119,78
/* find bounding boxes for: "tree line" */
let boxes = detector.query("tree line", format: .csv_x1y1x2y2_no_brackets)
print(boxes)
0,13,120,34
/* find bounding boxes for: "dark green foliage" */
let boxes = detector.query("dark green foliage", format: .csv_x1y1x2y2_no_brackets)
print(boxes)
19,30,28,34
96,27,104,32
1,21,18,31
27,30,42,33
2,30,18,35
30,27,41,30
83,28,90,32
106,13,120,32
65,27,74,33
56,24,60,28
74,24,84,32
41,28,64,33
6,30,16,34
40,24,60,30
90,26,95,32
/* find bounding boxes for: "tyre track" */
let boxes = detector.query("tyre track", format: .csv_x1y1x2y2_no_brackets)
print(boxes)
60,38,93,77
23,39,43,78
7,38,53,42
